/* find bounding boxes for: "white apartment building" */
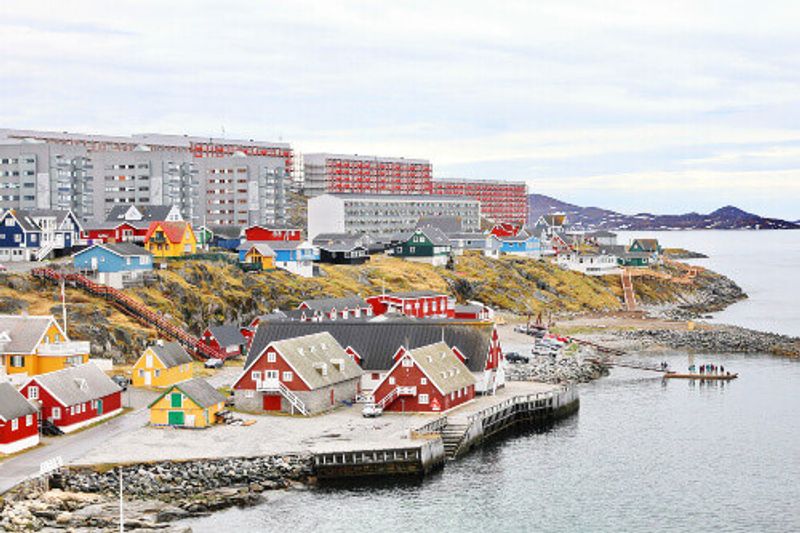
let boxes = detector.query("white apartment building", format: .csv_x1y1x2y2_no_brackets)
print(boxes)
307,193,480,240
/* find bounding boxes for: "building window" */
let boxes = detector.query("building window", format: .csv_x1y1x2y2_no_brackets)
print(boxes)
267,352,276,363
402,357,413,367
28,386,39,399
11,419,18,431
252,371,262,382
389,377,396,385
26,414,33,426
420,377,427,385
282,371,293,382
419,394,429,404
52,407,61,420
155,369,161,377
170,393,182,408
10,355,24,368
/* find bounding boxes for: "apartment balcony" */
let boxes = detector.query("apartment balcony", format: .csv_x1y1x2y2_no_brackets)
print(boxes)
36,341,91,356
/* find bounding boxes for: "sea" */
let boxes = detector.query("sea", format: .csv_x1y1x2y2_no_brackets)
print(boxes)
184,230,800,533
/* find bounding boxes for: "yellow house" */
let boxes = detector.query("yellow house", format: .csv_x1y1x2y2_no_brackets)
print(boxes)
144,221,197,259
132,341,193,388
243,243,276,270
0,315,90,376
149,377,226,428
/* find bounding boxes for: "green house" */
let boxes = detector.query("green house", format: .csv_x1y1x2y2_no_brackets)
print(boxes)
392,227,452,266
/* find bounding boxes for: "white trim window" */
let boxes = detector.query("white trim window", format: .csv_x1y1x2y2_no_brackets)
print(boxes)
420,377,427,385
282,371,293,382
267,352,276,363
11,419,18,431
251,370,262,382
402,357,413,368
28,386,39,400
419,394,429,404
25,414,33,426
52,407,61,420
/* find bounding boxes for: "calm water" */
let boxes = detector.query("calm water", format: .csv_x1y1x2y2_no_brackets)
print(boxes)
186,230,800,532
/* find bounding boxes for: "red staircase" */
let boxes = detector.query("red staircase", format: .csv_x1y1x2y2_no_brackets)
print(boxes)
31,268,228,361
620,269,637,312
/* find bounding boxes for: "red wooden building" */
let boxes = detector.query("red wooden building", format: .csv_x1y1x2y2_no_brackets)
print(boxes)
19,363,123,434
366,291,454,319
232,332,362,415
243,225,302,242
371,342,476,412
0,382,39,454
201,324,247,357
489,222,521,238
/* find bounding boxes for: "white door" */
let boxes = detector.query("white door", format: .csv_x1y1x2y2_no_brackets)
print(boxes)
144,371,151,386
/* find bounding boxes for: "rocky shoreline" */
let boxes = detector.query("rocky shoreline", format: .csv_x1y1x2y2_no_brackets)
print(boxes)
0,455,314,531
616,325,800,357
505,346,608,383
643,271,747,321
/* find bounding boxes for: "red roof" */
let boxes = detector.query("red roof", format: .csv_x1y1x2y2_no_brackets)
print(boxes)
144,221,191,244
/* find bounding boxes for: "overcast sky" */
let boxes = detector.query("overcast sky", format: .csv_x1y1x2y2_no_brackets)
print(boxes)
1,1,799,218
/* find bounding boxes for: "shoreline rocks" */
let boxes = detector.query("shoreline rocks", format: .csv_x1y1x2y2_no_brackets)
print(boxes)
505,347,608,383
616,325,800,357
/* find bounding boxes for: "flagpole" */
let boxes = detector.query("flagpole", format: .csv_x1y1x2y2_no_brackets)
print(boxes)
61,280,67,334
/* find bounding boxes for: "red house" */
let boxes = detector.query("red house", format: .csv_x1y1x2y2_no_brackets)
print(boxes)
244,225,302,242
201,323,247,357
366,291,454,318
19,363,123,434
371,342,476,412
454,303,492,321
0,382,39,454
489,222,521,238
297,297,372,320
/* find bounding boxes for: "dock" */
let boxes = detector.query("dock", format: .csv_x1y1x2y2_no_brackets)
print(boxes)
664,372,738,381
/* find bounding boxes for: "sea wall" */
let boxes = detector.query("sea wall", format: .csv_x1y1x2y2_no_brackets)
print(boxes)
619,325,800,357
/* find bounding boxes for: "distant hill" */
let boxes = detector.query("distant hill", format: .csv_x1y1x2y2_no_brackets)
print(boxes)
528,194,799,230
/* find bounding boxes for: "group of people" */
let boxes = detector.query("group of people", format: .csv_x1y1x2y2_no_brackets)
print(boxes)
688,363,727,375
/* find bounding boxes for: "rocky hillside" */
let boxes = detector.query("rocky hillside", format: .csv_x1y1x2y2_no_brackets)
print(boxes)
529,194,799,230
0,254,745,364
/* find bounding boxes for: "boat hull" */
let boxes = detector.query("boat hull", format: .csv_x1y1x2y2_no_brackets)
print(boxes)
664,373,738,381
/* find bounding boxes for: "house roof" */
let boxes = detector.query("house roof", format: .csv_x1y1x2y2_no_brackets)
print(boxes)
206,224,242,240
75,242,151,258
315,235,365,252
106,204,177,223
29,363,121,406
245,243,276,257
1,210,41,232
150,378,225,409
246,320,496,373
589,230,617,238
299,296,369,313
25,209,76,228
416,216,463,235
543,214,567,226
406,342,476,395
632,238,660,252
267,240,314,251
207,324,246,348
249,332,362,390
144,221,192,244
454,304,483,314
0,382,37,422
149,341,193,368
414,227,451,246
0,315,61,353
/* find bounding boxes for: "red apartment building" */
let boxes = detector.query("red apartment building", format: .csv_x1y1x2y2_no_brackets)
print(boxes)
432,179,528,225
303,153,432,196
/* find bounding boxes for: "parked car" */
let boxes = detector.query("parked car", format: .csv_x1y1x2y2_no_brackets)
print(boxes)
504,352,530,364
362,404,383,418
204,358,224,369
111,375,129,391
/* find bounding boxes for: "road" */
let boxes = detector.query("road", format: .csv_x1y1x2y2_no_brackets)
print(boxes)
0,389,153,495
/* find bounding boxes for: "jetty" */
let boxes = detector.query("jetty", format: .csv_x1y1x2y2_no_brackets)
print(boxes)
664,372,738,381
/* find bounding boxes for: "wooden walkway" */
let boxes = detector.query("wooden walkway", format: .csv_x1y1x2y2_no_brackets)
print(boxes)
620,269,637,311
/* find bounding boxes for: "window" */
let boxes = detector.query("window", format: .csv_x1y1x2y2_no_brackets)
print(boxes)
420,377,428,385
170,392,182,408
11,419,18,431
145,354,153,367
52,407,61,420
371,372,380,380
402,357,413,367
282,371,293,382
10,355,24,368
28,386,38,399
267,352,276,363
139,369,144,377
245,390,254,398
26,414,33,426
419,394,429,404
389,377,396,385
155,369,161,377
251,370,262,382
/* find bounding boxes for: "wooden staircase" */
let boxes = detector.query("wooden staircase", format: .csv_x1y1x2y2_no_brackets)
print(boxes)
620,269,637,311
31,268,228,361
258,381,308,415
440,420,470,459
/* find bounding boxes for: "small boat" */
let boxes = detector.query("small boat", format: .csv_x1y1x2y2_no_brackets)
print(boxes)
663,372,738,381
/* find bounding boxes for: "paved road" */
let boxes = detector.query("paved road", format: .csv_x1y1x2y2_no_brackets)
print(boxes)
0,391,153,495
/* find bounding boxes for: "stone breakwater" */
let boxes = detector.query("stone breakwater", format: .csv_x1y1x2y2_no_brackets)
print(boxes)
505,349,608,383
647,273,747,320
1,454,314,532
618,326,800,357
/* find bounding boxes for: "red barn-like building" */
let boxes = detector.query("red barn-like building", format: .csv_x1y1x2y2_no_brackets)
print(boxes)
201,324,247,358
372,342,476,412
19,363,122,434
366,291,454,319
0,383,39,454
244,225,302,242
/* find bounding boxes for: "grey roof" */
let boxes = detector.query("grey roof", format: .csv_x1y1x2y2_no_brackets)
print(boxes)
314,235,365,252
149,341,193,368
207,324,246,348
589,230,617,238
416,216,463,235
106,204,175,222
206,224,242,240
299,297,369,313
25,209,76,227
454,304,483,314
313,232,368,244
167,378,225,408
30,363,121,406
244,243,276,257
1,210,40,232
246,320,496,373
247,332,362,389
406,342,476,395
0,315,61,353
414,226,451,246
267,240,314,251
76,242,151,258
0,382,37,422
598,244,627,256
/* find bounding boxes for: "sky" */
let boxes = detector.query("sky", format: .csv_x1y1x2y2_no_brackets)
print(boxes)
1,1,799,219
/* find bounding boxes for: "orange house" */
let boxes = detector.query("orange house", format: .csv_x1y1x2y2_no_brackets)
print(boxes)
0,315,90,376
144,221,197,259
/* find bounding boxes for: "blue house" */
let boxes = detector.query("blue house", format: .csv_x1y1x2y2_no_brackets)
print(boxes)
73,242,153,288
0,209,43,262
499,230,541,258
238,240,317,278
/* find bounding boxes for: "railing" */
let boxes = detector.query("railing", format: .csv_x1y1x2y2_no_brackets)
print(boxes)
412,415,449,437
315,446,422,466
257,380,308,416
376,386,416,409
31,267,229,361
35,242,56,261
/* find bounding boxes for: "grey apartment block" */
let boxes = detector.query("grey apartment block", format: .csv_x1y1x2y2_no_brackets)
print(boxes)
307,193,481,240
0,130,288,227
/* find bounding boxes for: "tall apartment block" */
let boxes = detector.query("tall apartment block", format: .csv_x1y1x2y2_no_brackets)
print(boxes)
303,153,432,197
431,178,528,225
307,193,480,240
0,129,292,226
